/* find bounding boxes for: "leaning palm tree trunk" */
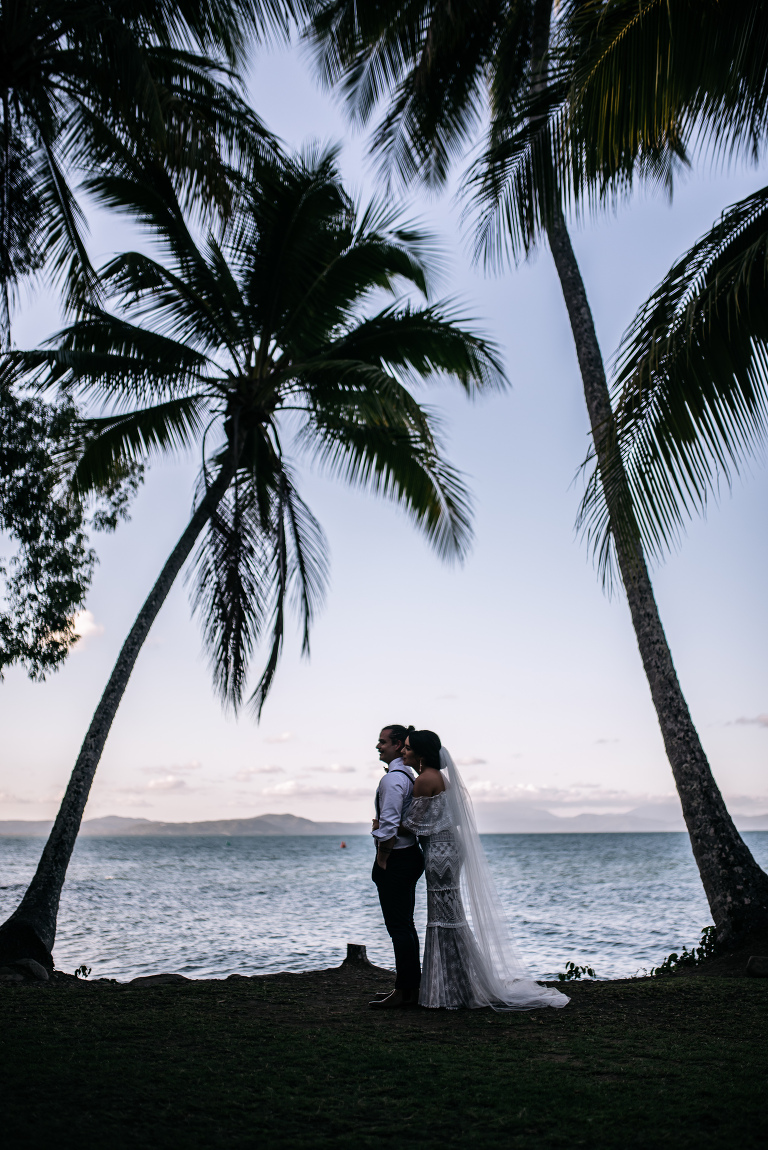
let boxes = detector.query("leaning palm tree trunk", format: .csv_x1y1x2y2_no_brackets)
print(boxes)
0,460,236,970
525,0,768,948
546,207,768,947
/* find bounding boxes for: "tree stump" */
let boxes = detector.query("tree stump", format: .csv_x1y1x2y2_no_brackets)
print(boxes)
342,943,373,966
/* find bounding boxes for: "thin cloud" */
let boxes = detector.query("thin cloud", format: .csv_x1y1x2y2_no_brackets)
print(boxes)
594,738,619,745
140,761,202,776
102,796,155,809
234,766,284,781
467,781,678,809
260,780,370,799
116,774,194,795
147,776,189,792
455,757,487,766
469,784,763,813
310,763,356,774
732,714,768,728
722,792,768,812
0,791,36,805
265,732,293,744
73,610,104,645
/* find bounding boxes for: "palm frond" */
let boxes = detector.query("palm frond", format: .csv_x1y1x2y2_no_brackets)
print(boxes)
580,184,768,569
307,0,505,190
247,472,329,717
307,0,428,124
11,311,214,405
190,461,328,714
32,131,102,314
298,382,474,562
190,467,272,710
277,210,439,350
299,302,506,397
466,86,571,266
98,248,248,367
68,49,277,221
79,129,209,266
67,396,211,495
560,0,768,196
230,144,356,341
365,0,502,191
0,135,46,342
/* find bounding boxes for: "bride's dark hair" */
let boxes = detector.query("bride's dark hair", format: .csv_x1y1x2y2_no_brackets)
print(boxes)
408,729,442,770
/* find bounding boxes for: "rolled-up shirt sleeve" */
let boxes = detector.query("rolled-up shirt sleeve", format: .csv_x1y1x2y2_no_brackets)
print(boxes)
372,770,413,844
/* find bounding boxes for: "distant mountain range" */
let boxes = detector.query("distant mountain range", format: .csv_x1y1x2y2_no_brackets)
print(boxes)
0,813,370,837
473,801,768,833
1,804,767,836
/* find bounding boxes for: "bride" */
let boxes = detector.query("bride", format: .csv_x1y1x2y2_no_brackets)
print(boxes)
400,729,569,1011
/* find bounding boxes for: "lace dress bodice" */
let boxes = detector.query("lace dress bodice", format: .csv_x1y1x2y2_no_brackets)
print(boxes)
403,791,454,838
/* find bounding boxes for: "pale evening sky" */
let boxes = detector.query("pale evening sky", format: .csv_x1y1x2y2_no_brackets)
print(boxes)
2,40,767,828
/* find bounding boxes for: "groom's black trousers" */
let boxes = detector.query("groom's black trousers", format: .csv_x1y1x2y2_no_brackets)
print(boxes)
372,844,425,990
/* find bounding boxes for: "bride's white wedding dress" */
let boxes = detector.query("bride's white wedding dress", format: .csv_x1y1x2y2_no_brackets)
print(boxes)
402,749,569,1011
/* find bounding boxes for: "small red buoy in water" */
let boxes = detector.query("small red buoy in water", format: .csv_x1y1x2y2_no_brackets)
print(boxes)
340,841,347,849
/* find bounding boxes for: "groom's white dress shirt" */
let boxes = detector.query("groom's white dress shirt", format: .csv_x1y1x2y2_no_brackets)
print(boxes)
372,757,417,850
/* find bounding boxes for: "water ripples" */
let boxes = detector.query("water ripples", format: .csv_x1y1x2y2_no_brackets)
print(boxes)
1,832,765,981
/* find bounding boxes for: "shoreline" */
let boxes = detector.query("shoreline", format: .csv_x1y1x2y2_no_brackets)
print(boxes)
5,929,767,987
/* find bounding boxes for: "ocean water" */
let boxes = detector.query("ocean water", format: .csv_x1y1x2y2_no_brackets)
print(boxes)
1,833,766,982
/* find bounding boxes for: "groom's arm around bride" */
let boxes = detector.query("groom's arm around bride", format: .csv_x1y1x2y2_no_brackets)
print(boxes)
369,725,425,1009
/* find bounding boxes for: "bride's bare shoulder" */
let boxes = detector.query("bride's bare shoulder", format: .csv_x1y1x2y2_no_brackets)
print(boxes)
413,768,446,797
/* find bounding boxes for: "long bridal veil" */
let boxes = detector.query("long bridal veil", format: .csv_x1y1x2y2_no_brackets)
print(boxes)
439,747,569,1010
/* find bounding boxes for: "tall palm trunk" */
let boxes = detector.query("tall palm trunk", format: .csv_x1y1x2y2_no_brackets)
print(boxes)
527,0,768,947
546,210,768,947
0,461,236,970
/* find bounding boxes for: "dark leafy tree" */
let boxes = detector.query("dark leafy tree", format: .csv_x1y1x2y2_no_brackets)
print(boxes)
0,143,505,969
306,0,768,945
0,384,93,676
0,378,141,676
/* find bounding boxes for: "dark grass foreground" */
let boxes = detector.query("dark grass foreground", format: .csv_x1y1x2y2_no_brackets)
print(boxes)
2,962,767,1149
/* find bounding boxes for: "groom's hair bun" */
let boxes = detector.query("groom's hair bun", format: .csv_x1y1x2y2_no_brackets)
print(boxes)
408,729,442,770
384,724,412,746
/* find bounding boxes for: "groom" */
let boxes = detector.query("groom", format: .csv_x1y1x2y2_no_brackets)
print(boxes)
369,724,425,1009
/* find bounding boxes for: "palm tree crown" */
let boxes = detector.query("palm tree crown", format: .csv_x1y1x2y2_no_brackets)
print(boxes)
23,143,504,713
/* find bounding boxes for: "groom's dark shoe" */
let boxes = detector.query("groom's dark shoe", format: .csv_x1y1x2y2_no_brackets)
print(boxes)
368,988,419,1009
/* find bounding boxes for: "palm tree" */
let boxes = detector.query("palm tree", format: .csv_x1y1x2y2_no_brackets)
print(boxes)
306,0,768,946
0,0,291,341
546,0,768,943
0,143,504,970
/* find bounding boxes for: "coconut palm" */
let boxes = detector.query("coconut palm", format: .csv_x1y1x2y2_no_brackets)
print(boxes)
306,0,768,946
0,143,504,969
0,0,293,340
547,0,768,942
